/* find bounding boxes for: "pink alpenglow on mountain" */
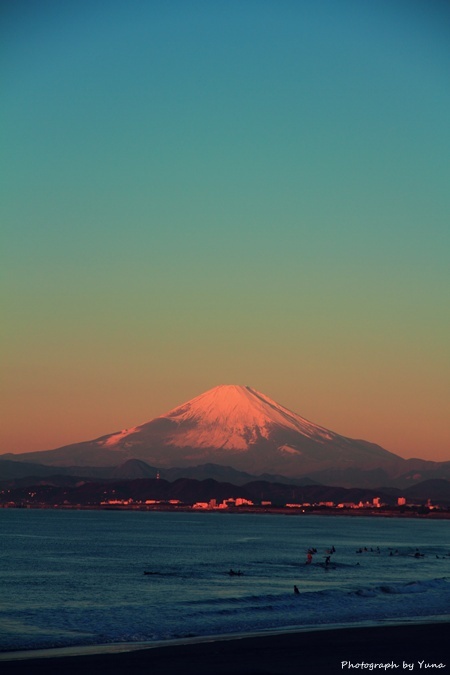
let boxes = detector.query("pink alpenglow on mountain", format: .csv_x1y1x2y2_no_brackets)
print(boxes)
5,385,408,480
147,384,339,451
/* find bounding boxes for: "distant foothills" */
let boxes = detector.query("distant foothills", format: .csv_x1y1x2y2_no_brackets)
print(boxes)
1,385,449,513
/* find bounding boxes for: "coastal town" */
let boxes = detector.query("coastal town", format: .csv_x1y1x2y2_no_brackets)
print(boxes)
1,490,449,517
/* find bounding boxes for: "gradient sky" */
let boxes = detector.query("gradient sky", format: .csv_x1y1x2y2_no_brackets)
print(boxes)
2,0,450,462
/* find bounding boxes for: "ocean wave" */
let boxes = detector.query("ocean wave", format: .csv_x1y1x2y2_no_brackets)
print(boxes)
2,511,450,653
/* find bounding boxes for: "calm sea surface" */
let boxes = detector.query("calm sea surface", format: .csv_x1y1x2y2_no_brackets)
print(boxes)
0,509,449,652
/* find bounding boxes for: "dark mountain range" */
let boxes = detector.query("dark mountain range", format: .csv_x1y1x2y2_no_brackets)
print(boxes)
0,459,113,482
402,479,450,503
0,458,318,490
2,385,449,488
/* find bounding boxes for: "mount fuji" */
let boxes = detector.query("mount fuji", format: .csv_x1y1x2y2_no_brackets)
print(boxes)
3,384,434,486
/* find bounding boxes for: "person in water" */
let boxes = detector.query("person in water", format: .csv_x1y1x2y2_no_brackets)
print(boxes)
294,585,300,594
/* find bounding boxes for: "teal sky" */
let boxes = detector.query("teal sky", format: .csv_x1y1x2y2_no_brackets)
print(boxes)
2,0,450,461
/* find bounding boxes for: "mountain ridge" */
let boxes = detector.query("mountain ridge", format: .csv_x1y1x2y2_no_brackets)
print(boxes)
2,384,448,487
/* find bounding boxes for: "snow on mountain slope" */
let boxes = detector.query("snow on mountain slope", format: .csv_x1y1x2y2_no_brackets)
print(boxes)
149,384,337,450
93,384,397,465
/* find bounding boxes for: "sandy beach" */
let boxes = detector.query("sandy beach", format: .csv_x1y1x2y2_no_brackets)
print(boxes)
1,622,449,675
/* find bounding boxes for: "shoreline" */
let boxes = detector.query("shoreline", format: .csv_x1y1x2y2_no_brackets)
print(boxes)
2,504,450,519
1,619,449,674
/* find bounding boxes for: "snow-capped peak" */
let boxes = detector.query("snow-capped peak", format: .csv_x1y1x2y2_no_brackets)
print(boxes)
154,384,335,450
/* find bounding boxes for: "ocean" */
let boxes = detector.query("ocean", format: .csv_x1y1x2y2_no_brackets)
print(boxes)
0,509,449,653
